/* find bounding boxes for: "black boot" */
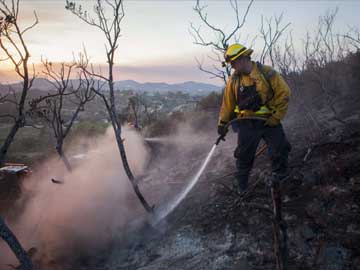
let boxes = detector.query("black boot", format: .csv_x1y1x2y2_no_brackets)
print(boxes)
233,173,249,193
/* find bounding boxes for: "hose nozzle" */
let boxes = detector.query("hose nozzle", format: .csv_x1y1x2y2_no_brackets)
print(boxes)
215,134,226,145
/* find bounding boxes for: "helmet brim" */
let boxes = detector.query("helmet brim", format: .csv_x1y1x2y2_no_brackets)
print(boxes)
225,48,253,63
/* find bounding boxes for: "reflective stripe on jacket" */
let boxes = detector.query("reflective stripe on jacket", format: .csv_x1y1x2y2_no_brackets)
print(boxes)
218,62,291,125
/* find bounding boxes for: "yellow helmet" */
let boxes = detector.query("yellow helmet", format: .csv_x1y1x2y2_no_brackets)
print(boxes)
224,44,253,63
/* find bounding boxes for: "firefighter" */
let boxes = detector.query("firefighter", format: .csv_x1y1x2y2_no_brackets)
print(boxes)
218,43,291,192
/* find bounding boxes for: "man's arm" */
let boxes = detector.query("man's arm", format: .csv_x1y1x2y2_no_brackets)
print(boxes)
269,72,291,121
218,76,237,125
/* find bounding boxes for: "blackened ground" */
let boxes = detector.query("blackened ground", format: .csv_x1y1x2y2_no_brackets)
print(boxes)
2,112,360,270
60,120,360,270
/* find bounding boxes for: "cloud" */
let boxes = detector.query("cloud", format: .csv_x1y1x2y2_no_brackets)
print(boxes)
0,69,22,84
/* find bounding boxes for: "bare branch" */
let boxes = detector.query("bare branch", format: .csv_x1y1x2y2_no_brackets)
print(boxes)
259,13,291,65
0,2,37,265
29,59,96,171
65,1,104,32
193,0,226,42
342,25,360,50
225,0,254,44
67,0,153,213
0,0,37,165
20,11,38,35
195,57,226,84
190,0,254,84
189,22,223,51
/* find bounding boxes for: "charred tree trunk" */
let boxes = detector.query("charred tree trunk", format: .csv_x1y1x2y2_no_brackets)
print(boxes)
133,109,138,128
55,104,84,172
110,109,153,213
0,217,33,270
271,180,288,270
0,119,23,166
108,58,152,213
115,134,153,212
56,142,72,172
66,0,152,213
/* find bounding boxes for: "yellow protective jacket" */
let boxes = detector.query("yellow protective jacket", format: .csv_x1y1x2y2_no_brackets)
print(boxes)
218,62,291,125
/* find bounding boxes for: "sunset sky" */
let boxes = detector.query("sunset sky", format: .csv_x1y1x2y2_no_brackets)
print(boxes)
0,0,359,85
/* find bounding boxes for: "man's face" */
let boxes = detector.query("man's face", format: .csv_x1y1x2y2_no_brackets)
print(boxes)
230,56,247,73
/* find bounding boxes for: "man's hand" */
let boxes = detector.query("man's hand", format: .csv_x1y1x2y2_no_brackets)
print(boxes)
265,116,280,127
218,124,229,137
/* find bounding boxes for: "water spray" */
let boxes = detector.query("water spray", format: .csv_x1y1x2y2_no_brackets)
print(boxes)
149,117,268,226
150,121,237,226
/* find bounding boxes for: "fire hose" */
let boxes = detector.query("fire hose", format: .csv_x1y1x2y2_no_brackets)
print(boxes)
152,116,269,224
215,116,269,146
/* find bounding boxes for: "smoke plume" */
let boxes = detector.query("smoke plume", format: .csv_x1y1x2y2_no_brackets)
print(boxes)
0,127,150,268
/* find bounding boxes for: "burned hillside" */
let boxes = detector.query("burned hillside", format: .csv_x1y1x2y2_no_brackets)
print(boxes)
68,53,360,270
1,51,359,269
1,0,360,269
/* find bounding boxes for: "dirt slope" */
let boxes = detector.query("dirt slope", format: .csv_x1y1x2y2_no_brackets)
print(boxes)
60,121,360,270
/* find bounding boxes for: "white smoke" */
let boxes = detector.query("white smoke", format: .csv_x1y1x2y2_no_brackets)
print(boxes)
0,117,234,268
0,127,151,267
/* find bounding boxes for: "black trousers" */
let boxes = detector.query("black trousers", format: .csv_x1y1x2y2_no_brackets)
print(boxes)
234,119,291,189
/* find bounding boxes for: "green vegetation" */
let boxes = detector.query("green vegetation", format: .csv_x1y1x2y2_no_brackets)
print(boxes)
0,120,109,166
68,121,109,138
142,111,186,137
196,91,222,111
0,125,52,165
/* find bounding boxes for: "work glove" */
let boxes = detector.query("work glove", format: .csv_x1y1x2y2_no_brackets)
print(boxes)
217,124,229,137
265,116,280,127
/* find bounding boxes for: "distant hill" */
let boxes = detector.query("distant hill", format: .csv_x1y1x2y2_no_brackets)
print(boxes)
0,78,55,92
2,78,222,96
0,87,51,118
114,80,222,96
